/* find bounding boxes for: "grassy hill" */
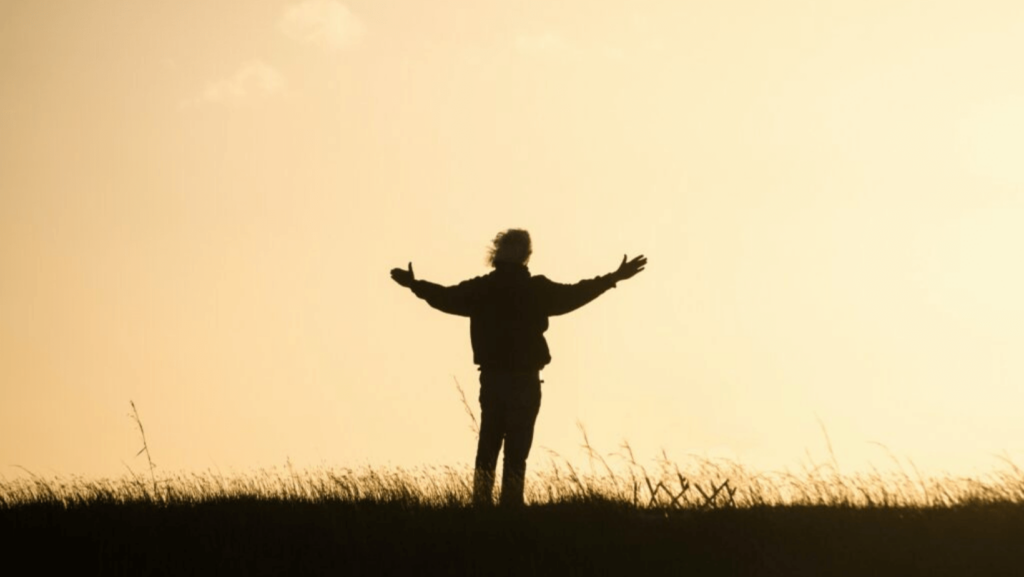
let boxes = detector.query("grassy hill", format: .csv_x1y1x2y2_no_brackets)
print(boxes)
4,459,1024,576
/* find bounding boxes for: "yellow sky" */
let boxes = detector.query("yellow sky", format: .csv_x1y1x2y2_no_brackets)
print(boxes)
3,0,1024,479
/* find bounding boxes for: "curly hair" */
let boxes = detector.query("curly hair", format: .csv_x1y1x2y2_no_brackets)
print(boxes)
487,229,532,267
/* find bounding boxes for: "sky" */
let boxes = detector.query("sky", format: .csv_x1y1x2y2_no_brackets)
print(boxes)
3,0,1024,480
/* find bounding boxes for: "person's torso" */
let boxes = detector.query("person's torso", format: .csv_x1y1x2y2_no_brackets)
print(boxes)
469,265,550,369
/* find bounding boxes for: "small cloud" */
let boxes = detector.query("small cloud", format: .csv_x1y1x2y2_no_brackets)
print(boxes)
182,60,286,108
602,46,626,62
280,0,364,51
514,32,624,64
514,32,576,58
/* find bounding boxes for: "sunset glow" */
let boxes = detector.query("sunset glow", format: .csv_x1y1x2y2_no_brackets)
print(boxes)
3,0,1024,480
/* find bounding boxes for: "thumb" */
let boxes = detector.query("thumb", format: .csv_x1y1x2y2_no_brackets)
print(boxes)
408,262,414,277
621,254,627,266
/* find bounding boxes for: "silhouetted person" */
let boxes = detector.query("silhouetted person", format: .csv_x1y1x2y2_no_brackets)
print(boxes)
390,229,646,506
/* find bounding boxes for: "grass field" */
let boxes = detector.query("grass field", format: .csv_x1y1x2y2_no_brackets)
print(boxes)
4,449,1024,577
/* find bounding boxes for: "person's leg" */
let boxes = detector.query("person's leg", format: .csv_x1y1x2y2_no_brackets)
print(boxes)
473,372,506,506
499,373,542,507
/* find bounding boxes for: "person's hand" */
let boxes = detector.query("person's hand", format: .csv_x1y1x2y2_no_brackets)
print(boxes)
391,262,415,288
613,254,647,282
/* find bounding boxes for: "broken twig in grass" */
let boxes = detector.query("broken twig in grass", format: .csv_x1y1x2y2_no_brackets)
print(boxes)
129,400,159,500
453,376,479,437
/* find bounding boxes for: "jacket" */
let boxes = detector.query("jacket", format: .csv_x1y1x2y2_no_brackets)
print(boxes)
410,262,618,370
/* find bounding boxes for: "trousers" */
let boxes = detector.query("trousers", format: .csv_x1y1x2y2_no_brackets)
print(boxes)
472,369,542,506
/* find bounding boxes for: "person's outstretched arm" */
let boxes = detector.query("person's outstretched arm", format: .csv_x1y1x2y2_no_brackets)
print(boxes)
390,262,478,317
538,254,647,316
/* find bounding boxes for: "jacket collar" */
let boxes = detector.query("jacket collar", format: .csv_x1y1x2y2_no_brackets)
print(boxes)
493,261,531,277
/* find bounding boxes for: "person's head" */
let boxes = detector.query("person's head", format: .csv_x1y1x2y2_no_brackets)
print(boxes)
487,228,532,267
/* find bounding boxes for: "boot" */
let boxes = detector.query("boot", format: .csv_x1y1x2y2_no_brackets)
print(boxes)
472,469,495,506
499,473,525,507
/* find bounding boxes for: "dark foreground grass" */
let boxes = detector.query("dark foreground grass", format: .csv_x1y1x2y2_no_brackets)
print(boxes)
5,498,1024,576
4,462,1024,576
